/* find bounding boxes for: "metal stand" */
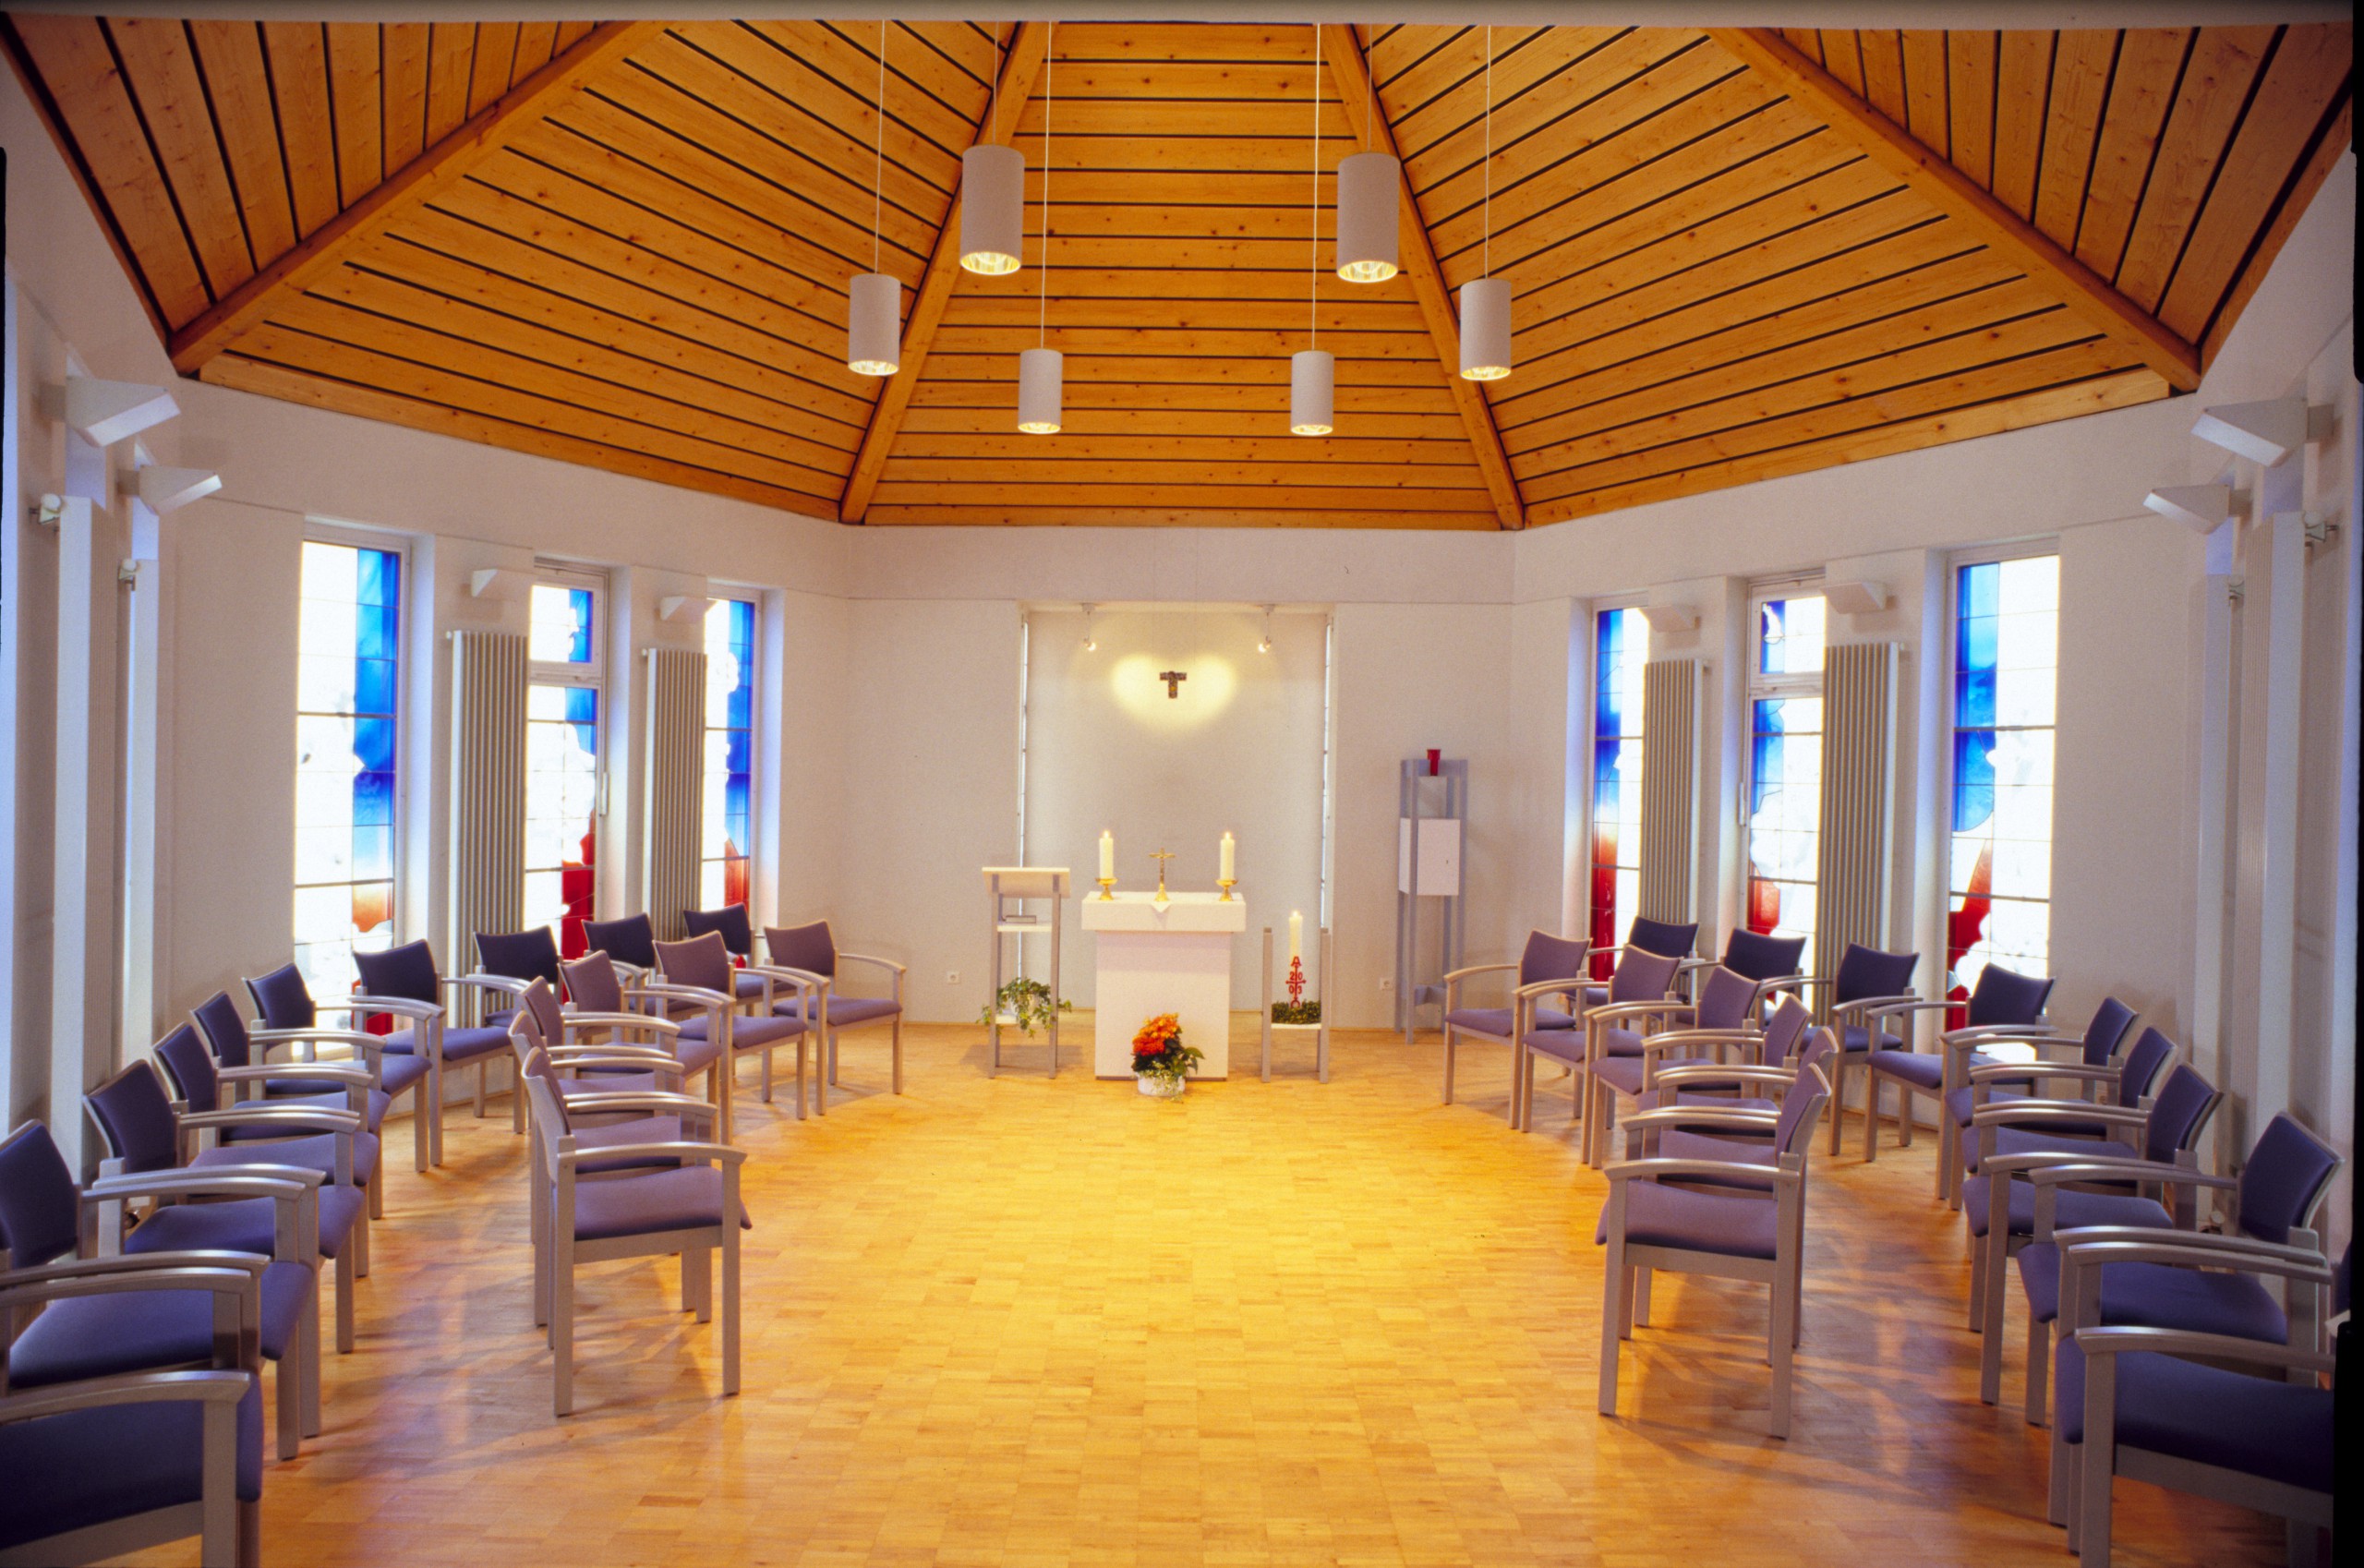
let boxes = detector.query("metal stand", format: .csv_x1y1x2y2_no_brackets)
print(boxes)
1260,925,1332,1082
983,867,1067,1078
1395,756,1467,1042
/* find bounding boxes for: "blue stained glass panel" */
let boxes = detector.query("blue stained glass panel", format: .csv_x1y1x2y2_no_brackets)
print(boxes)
1588,608,1646,972
703,599,758,909
1948,557,2057,1005
293,541,402,1002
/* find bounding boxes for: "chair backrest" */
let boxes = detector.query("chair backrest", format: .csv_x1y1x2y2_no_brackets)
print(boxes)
519,978,567,1046
1722,928,1806,983
153,1024,222,1114
655,931,735,995
353,939,440,1005
765,921,837,979
1516,931,1589,987
509,997,548,1055
2141,1065,2221,1164
191,991,254,1069
584,913,657,971
245,963,317,1030
561,951,626,1014
1694,966,1759,1032
1965,964,2054,1029
1831,943,1918,1005
0,1122,81,1269
1791,1029,1839,1086
1759,995,1812,1067
2236,1115,2341,1245
2080,995,2140,1067
1773,1059,1833,1156
1608,947,1683,1004
475,927,562,986
518,1045,568,1166
2114,1027,2177,1107
84,1061,182,1174
683,904,754,959
1627,917,1698,959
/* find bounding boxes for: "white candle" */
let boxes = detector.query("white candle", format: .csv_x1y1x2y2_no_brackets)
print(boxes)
1288,911,1303,961
1219,831,1236,883
1099,830,1115,881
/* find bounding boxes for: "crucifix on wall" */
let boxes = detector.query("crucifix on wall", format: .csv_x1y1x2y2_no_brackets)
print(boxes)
1159,669,1188,698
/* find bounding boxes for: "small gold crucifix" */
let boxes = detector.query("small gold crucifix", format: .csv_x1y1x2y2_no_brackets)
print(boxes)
1150,848,1175,902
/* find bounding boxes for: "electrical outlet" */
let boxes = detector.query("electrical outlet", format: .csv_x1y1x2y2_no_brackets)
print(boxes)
946,971,959,985
1378,977,1392,990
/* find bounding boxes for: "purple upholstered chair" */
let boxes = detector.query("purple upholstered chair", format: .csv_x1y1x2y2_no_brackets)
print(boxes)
1862,962,2055,1185
344,942,513,1164
518,1049,748,1417
583,913,659,981
2,1116,300,1469
761,923,905,1112
1642,992,1818,1125
650,933,810,1138
561,949,731,1116
1560,962,1759,1156
1777,942,1920,1155
510,980,682,1106
1961,1024,2180,1199
0,1241,263,1566
1618,1031,1840,1173
682,904,774,1008
1581,915,1699,1007
1439,931,1589,1122
1596,1058,1832,1439
1563,947,1685,1163
232,965,433,1177
192,987,431,1180
1966,1057,2221,1408
507,1003,712,1180
1674,927,1808,1004
2058,1239,2339,1561
1942,996,2140,1200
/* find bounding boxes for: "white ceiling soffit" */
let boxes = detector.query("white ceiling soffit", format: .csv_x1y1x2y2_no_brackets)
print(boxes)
19,4,2353,25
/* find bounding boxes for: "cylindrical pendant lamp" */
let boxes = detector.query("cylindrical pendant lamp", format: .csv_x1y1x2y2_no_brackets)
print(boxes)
1458,276,1512,381
847,272,901,376
959,143,1026,275
1018,346,1063,433
1334,151,1400,283
1290,348,1334,436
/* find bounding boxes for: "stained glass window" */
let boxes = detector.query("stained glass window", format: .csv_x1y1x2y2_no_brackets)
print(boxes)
1744,595,1825,976
1948,556,2057,1016
525,580,600,958
294,540,400,999
702,597,756,909
1588,607,1646,980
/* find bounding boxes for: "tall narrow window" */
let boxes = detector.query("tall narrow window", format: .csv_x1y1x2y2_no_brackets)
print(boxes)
702,597,756,910
1588,606,1646,978
1948,555,2058,1010
294,540,401,998
1744,592,1826,975
525,575,603,957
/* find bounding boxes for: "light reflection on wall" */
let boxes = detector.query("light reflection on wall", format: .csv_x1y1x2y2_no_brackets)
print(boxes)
1109,652,1237,729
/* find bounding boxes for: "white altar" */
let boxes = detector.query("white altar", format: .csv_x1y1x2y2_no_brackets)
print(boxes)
1079,892,1247,1079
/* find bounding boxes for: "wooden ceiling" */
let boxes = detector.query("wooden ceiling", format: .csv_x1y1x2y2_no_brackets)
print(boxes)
5,16,2350,530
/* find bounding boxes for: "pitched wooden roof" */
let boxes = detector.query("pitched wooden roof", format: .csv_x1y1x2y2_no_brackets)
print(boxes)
5,16,2349,529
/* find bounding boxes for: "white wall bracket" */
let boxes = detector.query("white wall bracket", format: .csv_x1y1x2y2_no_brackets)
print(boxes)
2144,484,2249,534
1638,601,1698,633
2190,397,2334,467
1823,578,1889,615
657,594,708,621
468,568,504,598
133,465,222,514
40,376,179,448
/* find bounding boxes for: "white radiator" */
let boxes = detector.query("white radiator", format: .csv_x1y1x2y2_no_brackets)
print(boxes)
641,646,707,940
1638,657,1700,925
1815,640,1900,963
448,631,527,972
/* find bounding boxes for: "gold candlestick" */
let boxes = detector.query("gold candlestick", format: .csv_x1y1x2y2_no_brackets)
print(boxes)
1151,849,1175,903
1217,877,1236,901
1097,876,1116,900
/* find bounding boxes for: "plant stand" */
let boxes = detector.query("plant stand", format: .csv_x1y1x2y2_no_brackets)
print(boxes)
983,867,1068,1078
1260,923,1332,1082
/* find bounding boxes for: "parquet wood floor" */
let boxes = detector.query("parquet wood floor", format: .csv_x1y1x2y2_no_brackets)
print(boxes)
124,1023,2286,1567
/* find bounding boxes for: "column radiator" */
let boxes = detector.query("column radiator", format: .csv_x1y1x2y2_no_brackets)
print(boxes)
1638,657,1699,926
448,631,527,974
1815,640,1900,966
642,646,707,940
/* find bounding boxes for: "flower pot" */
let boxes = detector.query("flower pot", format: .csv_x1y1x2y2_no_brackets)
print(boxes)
1137,1072,1185,1099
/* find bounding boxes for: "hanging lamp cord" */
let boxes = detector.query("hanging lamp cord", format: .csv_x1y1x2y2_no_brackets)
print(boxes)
1039,21,1053,345
1309,21,1320,351
872,20,886,274
1481,25,1492,281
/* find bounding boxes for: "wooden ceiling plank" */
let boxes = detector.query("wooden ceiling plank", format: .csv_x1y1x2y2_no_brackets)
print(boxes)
1857,30,1908,124
867,505,1501,530
1383,25,1553,126
1054,23,1337,66
553,23,595,57
511,22,559,84
186,19,299,267
423,23,476,145
878,460,1487,491
1709,28,2199,391
1010,99,1356,141
2156,24,2350,342
901,405,1471,440
742,19,996,160
918,353,1453,389
1817,30,1865,95
1947,31,1997,188
1779,30,1822,64
203,353,837,518
838,19,1050,524
1526,367,2165,525
2030,30,2117,248
1899,30,1949,154
1990,31,2054,219
2110,26,2275,310
168,20,669,375
2071,29,2190,281
466,22,519,118
105,17,256,296
1388,27,1627,165
380,22,428,173
950,296,1429,332
324,22,381,206
869,481,1494,511
887,437,1483,472
0,13,196,334
1328,23,1525,528
2202,95,2348,364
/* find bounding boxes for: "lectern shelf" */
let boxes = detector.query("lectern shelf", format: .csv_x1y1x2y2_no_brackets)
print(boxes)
983,867,1068,1079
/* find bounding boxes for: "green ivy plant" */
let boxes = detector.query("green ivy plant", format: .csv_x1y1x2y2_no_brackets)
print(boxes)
981,976,1071,1037
1270,1000,1321,1026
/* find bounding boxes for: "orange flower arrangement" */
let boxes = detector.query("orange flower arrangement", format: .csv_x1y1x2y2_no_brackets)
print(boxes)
1130,1012,1200,1081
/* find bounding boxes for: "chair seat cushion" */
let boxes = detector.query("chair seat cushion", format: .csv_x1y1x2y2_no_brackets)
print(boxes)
192,1129,379,1188
383,1022,510,1063
1958,1176,2169,1241
561,1071,660,1098
1661,1088,1779,1118
730,971,768,1003
1447,1007,1572,1040
1594,1054,1706,1097
8,1260,310,1382
2053,1340,2333,1492
1593,1179,1777,1260
1597,1025,1644,1058
1964,1127,2137,1176
1864,1048,1945,1090
376,1052,433,1097
673,1034,725,1076
1839,1024,1903,1054
725,1015,807,1051
2017,1248,2288,1340
1651,1128,1778,1189
777,996,900,1030
1947,1083,2058,1128
572,1115,685,1175
569,1165,747,1241
125,1185,368,1260
224,1087,390,1137
1523,1027,1586,1066
0,1374,261,1547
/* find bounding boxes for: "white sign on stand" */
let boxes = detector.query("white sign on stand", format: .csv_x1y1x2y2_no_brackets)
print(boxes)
1396,816,1463,896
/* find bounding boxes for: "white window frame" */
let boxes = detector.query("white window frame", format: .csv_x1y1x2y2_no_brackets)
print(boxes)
701,589,761,911
1741,576,1827,967
525,565,609,935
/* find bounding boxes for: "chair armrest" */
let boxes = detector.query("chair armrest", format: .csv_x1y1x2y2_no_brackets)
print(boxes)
448,973,529,999
1671,958,1716,977
558,1140,747,1169
1864,998,1953,1021
754,966,830,992
1441,962,1514,984
2024,1161,2237,1193
836,952,905,977
1970,1102,2145,1130
607,959,653,983
2062,1237,2333,1286
0,1368,254,1424
1619,1105,1779,1135
216,1062,372,1088
2071,1324,2334,1373
0,1249,265,1290
2051,1223,2316,1265
1605,1156,1799,1188
83,1169,318,1204
1586,1000,1683,1024
341,993,444,1021
247,1026,383,1052
1651,1065,1800,1089
561,1011,683,1038
552,1092,715,1119
634,981,733,1009
180,1105,359,1136
1828,992,1921,1019
1513,977,1587,1000
1967,1059,2120,1087
1637,1027,1760,1049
